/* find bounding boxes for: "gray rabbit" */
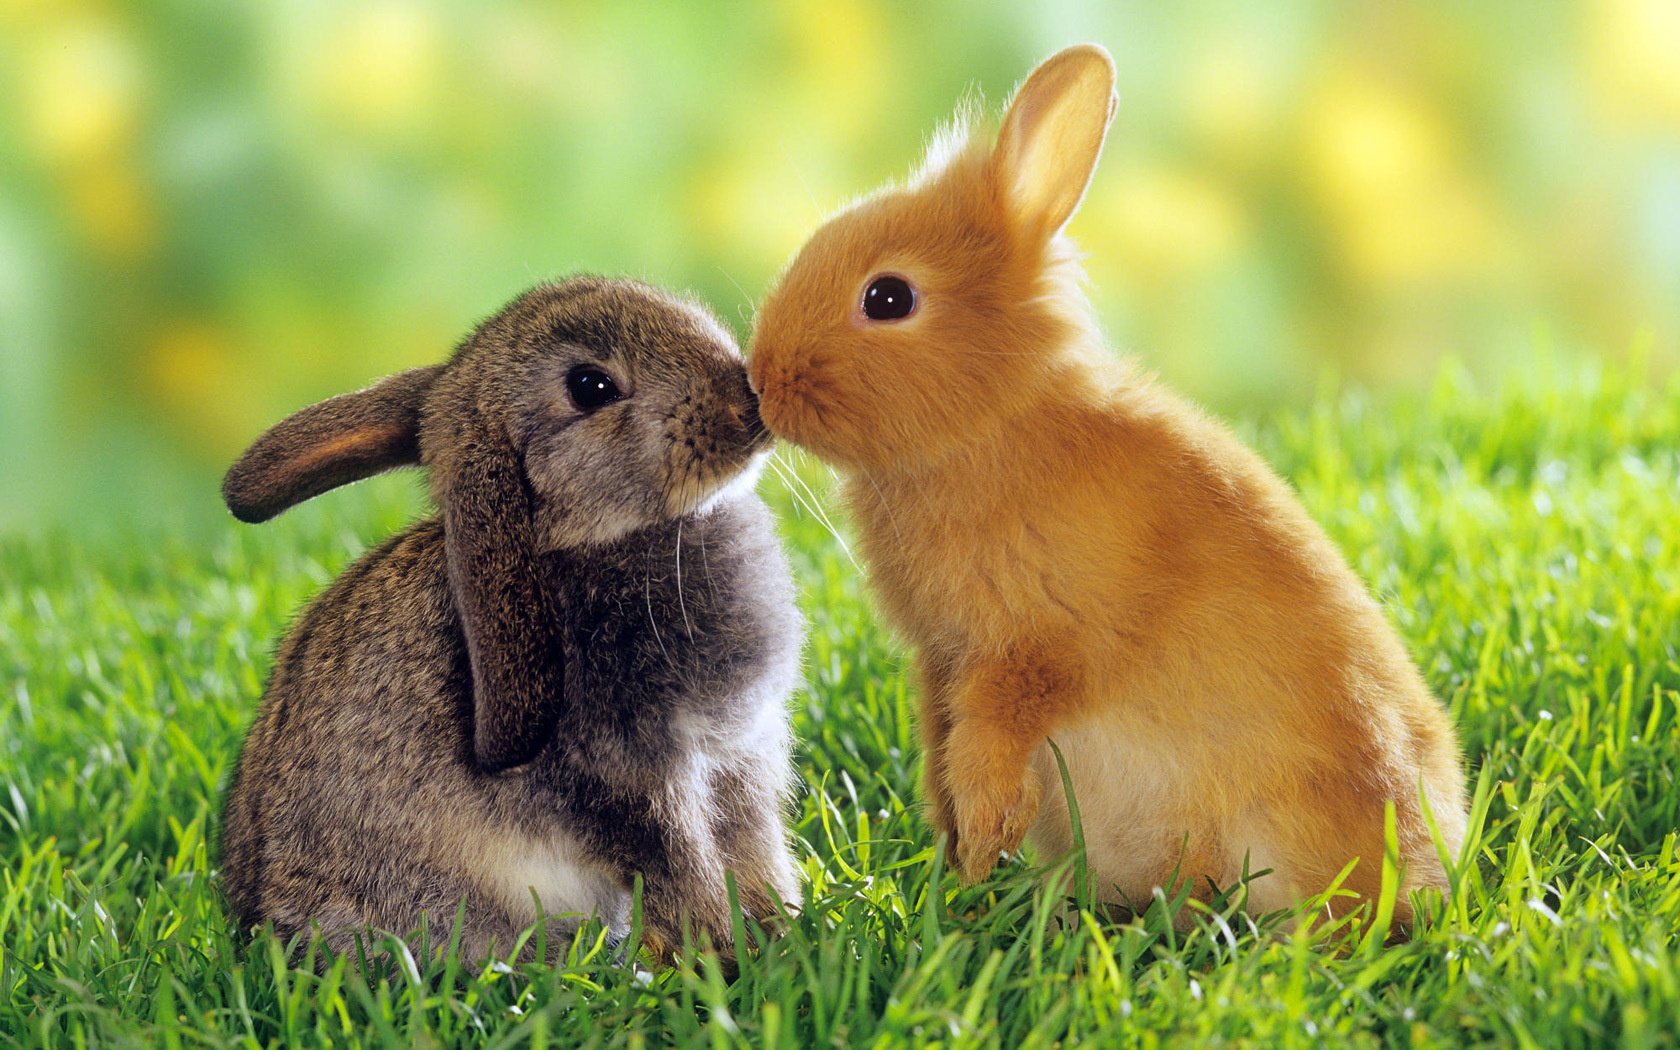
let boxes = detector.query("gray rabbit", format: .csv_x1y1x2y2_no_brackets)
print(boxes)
218,277,803,963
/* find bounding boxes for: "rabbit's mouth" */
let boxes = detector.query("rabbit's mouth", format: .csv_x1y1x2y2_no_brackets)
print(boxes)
660,398,770,517
739,395,772,453
748,365,861,469
663,445,768,519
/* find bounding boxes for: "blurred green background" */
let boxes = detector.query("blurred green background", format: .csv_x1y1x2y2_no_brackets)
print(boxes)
2,0,1677,535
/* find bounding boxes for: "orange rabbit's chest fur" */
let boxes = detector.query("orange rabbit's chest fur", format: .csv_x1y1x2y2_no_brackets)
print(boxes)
843,385,1467,917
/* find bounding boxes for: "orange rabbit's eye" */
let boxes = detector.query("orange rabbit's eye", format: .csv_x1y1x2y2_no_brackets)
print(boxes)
862,275,917,321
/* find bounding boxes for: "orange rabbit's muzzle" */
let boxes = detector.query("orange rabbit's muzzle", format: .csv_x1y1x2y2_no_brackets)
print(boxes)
747,351,811,444
751,345,915,472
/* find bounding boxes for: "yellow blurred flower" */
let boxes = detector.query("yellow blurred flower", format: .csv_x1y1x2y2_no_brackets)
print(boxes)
1300,61,1504,288
1587,0,1680,129
1183,37,1286,170
776,0,891,147
148,320,252,452
685,154,828,278
18,7,156,258
480,6,626,115
66,163,154,259
304,1,444,135
0,0,52,22
20,10,143,167
1078,166,1247,287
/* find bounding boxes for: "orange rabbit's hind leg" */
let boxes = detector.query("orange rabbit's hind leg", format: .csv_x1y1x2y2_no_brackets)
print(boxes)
1258,793,1445,941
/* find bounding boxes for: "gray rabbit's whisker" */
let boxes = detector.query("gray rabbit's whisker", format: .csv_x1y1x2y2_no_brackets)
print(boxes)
675,521,694,643
769,455,830,534
645,566,672,664
764,455,817,523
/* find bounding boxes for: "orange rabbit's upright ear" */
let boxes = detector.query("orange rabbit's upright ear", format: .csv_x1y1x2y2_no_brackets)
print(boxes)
992,44,1118,240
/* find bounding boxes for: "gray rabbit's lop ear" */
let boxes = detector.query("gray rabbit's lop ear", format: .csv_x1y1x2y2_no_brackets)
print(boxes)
222,366,445,523
439,416,568,774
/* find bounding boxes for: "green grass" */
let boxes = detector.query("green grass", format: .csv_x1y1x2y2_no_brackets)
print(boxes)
4,357,1679,1047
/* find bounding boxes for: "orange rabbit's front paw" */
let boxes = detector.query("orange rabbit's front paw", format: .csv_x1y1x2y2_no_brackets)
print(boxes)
954,768,1043,883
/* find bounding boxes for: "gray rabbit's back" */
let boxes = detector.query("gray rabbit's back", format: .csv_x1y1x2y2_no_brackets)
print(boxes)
223,518,475,945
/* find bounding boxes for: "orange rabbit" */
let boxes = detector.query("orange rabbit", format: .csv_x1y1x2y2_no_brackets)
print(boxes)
749,44,1467,925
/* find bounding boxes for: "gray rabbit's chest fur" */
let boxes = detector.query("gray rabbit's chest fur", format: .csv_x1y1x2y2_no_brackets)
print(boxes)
221,493,801,953
523,498,800,817
545,506,788,758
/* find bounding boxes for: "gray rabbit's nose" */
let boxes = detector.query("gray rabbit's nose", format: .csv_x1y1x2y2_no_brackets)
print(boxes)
716,370,754,418
718,370,769,450
737,395,769,450
727,383,760,424
738,391,762,429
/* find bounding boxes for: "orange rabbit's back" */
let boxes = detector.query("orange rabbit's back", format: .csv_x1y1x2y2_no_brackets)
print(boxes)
750,44,1466,926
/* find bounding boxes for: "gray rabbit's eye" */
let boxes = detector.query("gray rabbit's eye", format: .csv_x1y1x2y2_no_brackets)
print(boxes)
567,366,622,412
862,275,916,321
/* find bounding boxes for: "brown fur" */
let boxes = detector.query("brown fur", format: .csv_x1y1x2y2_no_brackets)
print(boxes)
221,279,804,963
748,45,1467,928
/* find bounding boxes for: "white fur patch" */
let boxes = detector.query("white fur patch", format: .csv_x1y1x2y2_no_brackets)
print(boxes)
911,102,983,186
482,827,631,936
692,452,770,517
1032,713,1307,912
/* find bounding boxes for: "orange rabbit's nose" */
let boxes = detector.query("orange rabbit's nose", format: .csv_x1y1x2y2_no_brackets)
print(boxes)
747,361,798,440
747,348,784,403
746,346,774,396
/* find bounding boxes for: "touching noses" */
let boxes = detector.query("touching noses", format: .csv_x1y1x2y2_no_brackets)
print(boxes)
746,348,772,401
720,367,768,448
